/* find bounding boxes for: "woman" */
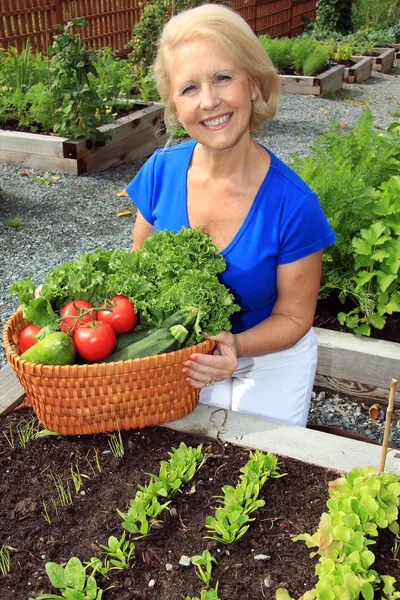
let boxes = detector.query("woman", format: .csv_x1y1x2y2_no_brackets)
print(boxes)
126,4,336,427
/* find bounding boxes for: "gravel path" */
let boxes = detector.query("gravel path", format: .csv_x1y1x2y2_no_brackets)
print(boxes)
1,67,399,444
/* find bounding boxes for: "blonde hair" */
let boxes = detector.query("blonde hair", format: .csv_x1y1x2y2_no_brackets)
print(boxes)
154,4,280,133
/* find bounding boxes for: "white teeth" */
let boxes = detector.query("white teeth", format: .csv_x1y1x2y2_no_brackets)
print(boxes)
203,114,231,126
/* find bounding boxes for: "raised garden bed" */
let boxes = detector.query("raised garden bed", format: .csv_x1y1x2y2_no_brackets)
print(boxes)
1,407,399,600
368,47,396,73
393,43,400,67
0,101,166,176
314,327,400,407
343,55,373,84
279,65,344,96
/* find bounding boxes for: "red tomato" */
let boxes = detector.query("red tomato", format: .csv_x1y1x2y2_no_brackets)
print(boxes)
19,325,41,354
97,295,137,335
73,321,116,362
60,300,96,334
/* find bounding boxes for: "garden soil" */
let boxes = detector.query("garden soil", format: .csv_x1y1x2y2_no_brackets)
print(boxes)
1,409,399,600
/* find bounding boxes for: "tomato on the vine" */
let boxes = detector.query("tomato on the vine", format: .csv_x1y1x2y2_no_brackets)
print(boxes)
19,325,41,354
73,321,116,362
97,295,137,335
60,300,96,334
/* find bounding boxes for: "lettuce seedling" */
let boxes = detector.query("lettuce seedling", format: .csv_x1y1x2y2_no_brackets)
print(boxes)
35,556,107,600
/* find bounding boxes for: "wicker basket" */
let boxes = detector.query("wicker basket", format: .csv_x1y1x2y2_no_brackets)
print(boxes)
3,309,216,435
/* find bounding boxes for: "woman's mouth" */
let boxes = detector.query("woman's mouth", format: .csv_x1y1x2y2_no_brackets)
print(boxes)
201,113,233,129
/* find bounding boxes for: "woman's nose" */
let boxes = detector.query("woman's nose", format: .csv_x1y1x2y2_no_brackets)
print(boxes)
199,84,219,110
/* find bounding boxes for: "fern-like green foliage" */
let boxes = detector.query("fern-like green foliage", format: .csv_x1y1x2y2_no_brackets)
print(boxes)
291,110,400,305
302,45,330,76
258,36,294,73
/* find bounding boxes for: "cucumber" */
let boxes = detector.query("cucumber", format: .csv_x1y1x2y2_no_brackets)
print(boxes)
115,327,155,352
101,324,189,362
115,306,198,352
161,305,198,328
20,332,76,365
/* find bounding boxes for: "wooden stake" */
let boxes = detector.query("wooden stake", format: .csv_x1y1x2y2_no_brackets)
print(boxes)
378,378,398,474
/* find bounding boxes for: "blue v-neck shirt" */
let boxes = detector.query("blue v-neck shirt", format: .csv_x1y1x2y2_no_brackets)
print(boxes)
126,140,336,334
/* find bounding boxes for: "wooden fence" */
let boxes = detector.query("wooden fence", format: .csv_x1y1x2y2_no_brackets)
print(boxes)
0,0,317,54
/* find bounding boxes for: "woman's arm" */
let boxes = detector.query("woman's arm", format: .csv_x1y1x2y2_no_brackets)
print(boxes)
236,250,322,357
131,212,154,251
182,250,323,388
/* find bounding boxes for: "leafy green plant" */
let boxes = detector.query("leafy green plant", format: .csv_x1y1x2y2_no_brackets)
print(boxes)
191,550,218,586
16,416,40,447
32,172,53,185
277,466,400,599
0,546,11,576
49,18,108,142
352,0,400,30
315,0,355,35
108,427,124,458
337,175,400,335
36,556,106,600
258,36,294,73
205,451,282,544
186,586,221,600
9,227,240,346
302,45,330,76
119,442,203,535
41,500,52,524
70,462,83,494
291,111,400,332
99,531,135,570
3,216,22,228
50,472,73,507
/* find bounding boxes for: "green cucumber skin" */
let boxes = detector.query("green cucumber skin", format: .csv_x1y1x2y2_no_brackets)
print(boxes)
115,306,198,352
20,332,76,365
161,306,198,328
102,326,188,363
115,327,155,352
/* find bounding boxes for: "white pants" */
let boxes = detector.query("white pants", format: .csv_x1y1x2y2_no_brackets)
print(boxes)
199,328,318,427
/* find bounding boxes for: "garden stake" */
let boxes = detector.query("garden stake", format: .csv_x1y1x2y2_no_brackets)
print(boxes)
378,378,398,474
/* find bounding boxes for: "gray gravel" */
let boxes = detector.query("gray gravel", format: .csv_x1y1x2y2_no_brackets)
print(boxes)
1,68,399,444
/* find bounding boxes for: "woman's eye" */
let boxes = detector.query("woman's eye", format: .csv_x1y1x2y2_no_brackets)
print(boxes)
182,85,196,94
216,75,231,82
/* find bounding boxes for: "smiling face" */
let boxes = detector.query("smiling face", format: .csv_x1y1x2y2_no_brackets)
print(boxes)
170,37,256,152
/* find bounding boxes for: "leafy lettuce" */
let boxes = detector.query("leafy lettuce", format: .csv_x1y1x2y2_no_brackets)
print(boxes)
9,227,240,346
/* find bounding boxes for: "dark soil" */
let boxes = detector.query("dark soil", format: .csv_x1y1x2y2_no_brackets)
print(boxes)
1,409,399,600
314,295,400,344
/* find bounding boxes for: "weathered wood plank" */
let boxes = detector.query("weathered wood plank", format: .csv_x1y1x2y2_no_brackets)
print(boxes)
0,149,79,174
317,64,344,94
0,364,25,416
62,103,164,160
84,134,169,173
315,327,400,398
281,83,321,95
345,56,373,83
0,102,164,175
0,130,68,157
370,47,395,72
314,374,400,408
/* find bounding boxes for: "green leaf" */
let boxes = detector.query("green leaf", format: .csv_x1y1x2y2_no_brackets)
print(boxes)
45,562,65,589
64,589,85,600
64,557,86,591
377,271,397,292
352,237,372,255
354,324,371,336
354,271,375,287
368,313,386,329
361,582,374,600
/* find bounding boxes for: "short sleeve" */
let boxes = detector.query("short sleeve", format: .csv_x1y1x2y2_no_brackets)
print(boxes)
126,150,160,225
278,192,336,264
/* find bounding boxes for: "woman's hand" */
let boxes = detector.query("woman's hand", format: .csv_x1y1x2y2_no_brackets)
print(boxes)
183,331,239,389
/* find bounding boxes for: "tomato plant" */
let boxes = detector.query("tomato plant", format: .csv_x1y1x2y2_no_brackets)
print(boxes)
19,325,41,354
73,321,116,362
60,300,96,334
97,295,137,334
